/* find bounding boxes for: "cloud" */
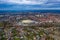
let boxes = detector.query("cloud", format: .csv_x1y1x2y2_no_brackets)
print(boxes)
46,0,60,3
0,0,60,10
0,0,60,5
0,0,48,4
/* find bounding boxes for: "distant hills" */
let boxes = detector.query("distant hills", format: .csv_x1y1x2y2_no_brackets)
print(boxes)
0,10,60,14
0,10,60,13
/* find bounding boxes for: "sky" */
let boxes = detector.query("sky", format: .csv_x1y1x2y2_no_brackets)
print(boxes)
0,0,60,11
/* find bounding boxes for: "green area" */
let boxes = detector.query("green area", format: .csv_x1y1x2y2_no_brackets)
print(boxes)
0,22,4,27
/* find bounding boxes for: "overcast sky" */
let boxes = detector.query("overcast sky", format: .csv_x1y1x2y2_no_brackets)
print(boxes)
0,0,60,11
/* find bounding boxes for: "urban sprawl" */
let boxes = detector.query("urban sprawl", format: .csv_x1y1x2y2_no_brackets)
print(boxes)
0,12,60,40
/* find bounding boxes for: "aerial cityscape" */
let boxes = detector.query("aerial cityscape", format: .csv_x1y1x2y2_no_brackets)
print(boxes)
0,12,60,40
0,0,60,40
